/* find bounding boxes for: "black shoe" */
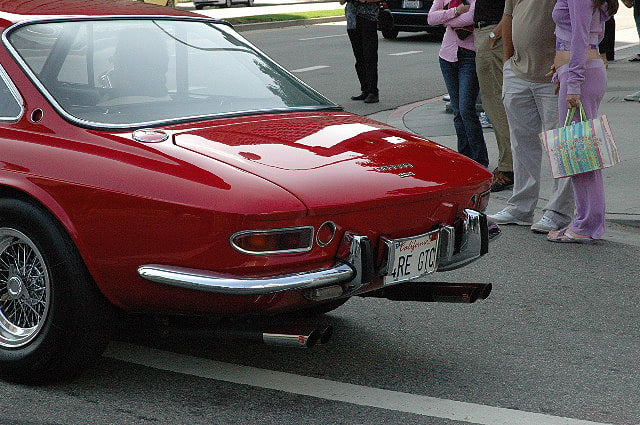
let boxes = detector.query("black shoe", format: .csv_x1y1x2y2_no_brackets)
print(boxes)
490,170,514,192
364,93,379,103
351,93,367,101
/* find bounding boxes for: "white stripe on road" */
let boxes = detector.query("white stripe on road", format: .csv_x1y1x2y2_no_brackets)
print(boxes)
299,34,346,41
290,65,330,73
105,342,613,425
389,50,423,56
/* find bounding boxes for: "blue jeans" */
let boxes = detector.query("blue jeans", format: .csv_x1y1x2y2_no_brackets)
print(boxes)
439,48,488,167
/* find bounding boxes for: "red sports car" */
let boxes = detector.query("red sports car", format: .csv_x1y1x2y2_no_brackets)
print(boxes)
0,0,497,383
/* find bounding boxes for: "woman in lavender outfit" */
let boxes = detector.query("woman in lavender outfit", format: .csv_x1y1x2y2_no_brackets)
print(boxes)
547,0,618,244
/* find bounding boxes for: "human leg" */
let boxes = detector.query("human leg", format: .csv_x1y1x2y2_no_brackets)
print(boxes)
497,63,544,222
439,57,471,158
347,27,368,95
457,48,489,167
632,0,640,60
533,79,574,225
474,27,512,173
556,61,607,239
358,18,379,99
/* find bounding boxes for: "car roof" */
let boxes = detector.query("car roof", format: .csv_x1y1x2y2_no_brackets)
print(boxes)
0,0,197,29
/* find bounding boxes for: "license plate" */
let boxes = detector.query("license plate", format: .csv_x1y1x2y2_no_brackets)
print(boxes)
383,230,439,285
402,0,421,8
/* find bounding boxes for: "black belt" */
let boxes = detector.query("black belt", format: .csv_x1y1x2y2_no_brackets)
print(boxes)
473,21,499,29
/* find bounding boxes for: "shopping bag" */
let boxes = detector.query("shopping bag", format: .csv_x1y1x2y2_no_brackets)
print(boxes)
539,105,620,178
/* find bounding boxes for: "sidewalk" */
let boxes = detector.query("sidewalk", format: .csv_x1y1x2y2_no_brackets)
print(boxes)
369,22,640,230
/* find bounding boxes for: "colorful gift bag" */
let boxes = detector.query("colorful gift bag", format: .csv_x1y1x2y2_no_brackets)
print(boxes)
539,105,620,178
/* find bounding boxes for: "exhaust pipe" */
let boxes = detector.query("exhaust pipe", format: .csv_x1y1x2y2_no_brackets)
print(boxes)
262,324,333,348
210,322,333,348
362,282,492,303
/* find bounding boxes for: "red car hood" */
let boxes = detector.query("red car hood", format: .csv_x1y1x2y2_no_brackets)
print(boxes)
174,112,490,214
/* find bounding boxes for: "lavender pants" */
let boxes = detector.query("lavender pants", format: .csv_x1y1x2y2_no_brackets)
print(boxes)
556,59,607,239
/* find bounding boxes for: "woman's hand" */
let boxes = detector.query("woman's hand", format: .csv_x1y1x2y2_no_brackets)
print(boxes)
455,4,470,15
566,94,581,109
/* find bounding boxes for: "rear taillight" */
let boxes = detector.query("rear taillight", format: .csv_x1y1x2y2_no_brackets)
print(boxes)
231,227,314,255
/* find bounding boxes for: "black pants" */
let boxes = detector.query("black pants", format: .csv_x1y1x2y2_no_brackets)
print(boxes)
599,16,615,61
347,16,379,96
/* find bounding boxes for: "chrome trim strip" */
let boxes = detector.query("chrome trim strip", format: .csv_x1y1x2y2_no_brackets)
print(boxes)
137,262,355,295
229,226,314,255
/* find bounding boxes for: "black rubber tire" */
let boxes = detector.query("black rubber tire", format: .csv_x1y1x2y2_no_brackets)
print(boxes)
0,199,112,384
195,4,205,9
246,0,254,6
382,29,399,40
225,0,232,8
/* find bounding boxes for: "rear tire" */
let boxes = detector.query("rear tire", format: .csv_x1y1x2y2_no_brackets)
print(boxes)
225,0,232,7
382,29,399,39
0,199,112,384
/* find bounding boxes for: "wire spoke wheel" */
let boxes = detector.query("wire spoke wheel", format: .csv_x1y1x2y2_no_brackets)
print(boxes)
0,228,50,348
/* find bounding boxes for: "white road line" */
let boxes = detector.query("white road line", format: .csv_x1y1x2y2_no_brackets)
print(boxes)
299,34,346,41
105,342,613,425
389,51,423,56
290,65,330,73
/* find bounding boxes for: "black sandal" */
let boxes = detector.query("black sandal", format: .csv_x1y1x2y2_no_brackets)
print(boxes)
629,55,640,62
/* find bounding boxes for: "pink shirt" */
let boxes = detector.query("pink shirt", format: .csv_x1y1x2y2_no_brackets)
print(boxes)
428,0,477,62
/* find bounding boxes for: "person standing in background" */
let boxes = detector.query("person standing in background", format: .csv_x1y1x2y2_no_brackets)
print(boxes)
547,0,618,244
488,0,575,234
345,0,381,104
598,15,615,66
473,0,514,192
428,0,489,168
625,0,640,61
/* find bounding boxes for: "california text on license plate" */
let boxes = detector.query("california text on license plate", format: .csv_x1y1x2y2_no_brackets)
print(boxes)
384,230,439,285
402,0,421,8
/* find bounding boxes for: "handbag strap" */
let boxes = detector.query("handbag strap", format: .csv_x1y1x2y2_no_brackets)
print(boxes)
564,104,587,126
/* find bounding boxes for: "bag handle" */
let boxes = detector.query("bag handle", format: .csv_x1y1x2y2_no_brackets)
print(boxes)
564,104,587,126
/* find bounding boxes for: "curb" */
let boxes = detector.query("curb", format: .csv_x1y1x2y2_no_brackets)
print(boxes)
233,15,345,32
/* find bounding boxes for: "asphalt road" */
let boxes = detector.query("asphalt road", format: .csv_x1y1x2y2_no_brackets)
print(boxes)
2,18,639,425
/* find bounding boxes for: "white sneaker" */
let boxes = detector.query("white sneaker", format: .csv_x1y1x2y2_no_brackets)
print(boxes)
624,90,640,101
442,94,450,102
530,215,567,234
488,209,533,226
479,112,493,128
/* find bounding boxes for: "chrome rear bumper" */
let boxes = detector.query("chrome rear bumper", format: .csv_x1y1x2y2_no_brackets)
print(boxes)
138,209,498,295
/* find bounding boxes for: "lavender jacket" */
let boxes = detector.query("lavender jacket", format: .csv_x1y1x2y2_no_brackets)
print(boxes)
552,0,608,94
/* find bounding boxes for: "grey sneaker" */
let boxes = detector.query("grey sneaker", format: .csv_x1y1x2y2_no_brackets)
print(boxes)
488,209,533,226
624,90,640,101
531,215,567,234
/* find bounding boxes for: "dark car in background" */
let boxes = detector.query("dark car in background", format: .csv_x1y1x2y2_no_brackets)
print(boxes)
194,0,254,9
378,0,444,39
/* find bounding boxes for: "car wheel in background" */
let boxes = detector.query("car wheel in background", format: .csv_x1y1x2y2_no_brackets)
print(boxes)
225,0,232,7
247,0,254,6
382,29,399,39
0,199,112,384
195,4,204,9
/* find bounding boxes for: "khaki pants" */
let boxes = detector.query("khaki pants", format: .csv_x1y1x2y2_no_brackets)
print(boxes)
474,26,512,173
